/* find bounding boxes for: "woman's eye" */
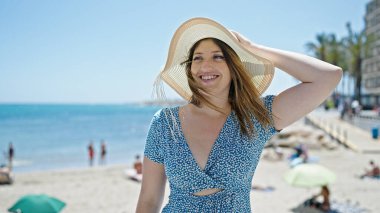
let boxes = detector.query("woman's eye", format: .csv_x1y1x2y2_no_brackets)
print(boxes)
214,55,225,61
192,56,202,62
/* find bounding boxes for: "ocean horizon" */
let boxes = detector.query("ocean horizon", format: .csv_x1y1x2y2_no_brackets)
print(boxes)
0,103,162,173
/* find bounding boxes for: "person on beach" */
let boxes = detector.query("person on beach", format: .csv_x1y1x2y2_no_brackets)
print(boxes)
136,17,342,212
8,142,14,170
339,98,350,120
125,154,143,182
308,185,331,212
100,140,107,165
360,160,380,179
88,142,95,167
134,154,143,175
289,144,309,167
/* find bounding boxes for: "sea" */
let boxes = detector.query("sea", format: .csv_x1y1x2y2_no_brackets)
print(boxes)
0,104,162,173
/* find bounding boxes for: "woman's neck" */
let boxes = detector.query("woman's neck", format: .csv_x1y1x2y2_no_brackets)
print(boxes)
192,98,231,117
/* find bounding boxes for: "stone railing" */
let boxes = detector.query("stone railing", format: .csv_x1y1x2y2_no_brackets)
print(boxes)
305,114,360,152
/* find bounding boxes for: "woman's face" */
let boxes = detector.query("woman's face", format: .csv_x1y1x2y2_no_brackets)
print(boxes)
190,39,232,97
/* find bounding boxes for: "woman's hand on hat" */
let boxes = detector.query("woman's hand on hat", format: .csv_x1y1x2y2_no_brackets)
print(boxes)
230,30,261,52
230,30,255,48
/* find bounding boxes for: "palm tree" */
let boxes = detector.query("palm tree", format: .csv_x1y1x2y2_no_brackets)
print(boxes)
343,22,374,103
305,33,330,62
325,34,344,66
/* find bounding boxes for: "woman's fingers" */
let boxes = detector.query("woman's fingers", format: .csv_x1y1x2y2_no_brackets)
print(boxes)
230,30,252,46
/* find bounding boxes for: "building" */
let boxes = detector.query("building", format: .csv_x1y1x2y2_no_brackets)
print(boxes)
363,0,380,107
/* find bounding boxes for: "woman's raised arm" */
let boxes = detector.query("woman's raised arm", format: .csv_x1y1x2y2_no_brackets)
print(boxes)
232,31,342,130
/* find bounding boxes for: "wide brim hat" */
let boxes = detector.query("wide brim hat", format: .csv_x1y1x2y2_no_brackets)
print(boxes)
159,17,274,101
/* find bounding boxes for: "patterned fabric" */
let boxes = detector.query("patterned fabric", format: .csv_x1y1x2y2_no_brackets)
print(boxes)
144,95,278,212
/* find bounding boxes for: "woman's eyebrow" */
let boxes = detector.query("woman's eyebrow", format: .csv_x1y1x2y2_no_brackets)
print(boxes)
194,50,223,55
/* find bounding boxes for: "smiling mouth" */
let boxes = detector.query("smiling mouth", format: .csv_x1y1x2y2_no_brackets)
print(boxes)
200,75,219,81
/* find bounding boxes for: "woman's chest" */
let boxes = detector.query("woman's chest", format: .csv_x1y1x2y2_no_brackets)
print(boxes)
163,134,264,181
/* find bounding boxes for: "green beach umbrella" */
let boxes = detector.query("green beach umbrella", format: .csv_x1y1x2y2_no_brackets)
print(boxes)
284,164,336,188
8,194,66,213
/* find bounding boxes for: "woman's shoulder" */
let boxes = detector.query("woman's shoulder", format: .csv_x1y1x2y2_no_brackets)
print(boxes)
151,106,181,123
153,106,179,116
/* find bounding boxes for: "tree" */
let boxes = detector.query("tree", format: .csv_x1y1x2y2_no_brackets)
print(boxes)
305,33,330,62
343,22,374,103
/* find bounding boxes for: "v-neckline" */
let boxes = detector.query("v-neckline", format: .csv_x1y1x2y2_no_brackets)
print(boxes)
176,106,231,172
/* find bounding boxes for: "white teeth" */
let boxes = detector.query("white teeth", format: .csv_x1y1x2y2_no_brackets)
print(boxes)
201,75,217,80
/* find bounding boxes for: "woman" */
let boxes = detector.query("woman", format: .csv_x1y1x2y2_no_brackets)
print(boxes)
136,18,342,212
309,185,331,212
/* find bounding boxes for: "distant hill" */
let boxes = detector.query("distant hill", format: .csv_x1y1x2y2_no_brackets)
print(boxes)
140,99,187,106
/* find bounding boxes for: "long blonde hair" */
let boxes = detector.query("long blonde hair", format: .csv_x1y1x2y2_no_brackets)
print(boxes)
182,38,272,137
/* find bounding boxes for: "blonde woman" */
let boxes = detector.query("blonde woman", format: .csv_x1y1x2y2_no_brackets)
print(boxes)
136,18,342,212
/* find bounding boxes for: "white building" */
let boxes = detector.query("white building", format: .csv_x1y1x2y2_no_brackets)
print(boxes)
363,0,380,107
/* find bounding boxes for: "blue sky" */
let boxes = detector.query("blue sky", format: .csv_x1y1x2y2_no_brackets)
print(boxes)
0,0,370,103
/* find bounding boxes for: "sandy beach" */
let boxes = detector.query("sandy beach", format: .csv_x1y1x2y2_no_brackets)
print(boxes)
1,120,379,213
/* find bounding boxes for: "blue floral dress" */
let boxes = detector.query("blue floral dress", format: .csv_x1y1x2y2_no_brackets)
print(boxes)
144,95,278,212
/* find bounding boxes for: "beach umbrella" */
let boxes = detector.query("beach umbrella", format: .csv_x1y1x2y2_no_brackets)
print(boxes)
8,194,66,213
284,164,336,188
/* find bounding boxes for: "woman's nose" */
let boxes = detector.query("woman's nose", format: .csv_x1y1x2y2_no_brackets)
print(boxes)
199,59,213,71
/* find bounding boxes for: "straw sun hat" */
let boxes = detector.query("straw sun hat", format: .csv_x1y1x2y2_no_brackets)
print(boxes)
158,17,274,101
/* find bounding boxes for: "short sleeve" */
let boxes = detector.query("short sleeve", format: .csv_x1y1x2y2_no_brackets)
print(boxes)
144,110,164,164
262,95,280,138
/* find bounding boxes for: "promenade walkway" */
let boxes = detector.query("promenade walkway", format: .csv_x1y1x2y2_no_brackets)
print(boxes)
306,108,380,154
